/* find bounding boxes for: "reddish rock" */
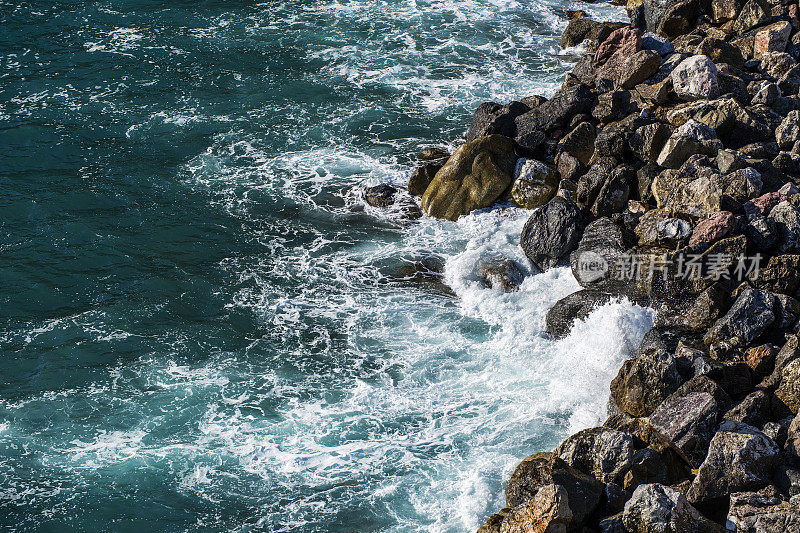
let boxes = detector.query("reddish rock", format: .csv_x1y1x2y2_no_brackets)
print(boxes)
688,211,736,247
594,27,643,84
746,344,777,374
755,21,792,58
744,183,799,217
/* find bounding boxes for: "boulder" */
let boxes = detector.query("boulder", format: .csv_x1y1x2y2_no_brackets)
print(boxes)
466,101,527,142
500,484,572,533
656,120,722,170
671,55,720,101
408,162,443,197
711,0,743,22
635,209,692,246
594,28,643,85
642,32,675,55
774,358,800,415
733,0,770,34
546,290,615,338
557,122,595,166
751,255,800,294
623,483,700,533
751,81,781,106
520,196,584,271
514,84,595,137
699,37,744,69
688,283,732,331
727,491,800,532
562,18,622,49
417,147,449,161
776,110,800,150
754,21,792,58
554,427,636,484
571,218,627,292
744,344,777,375
745,216,778,251
649,390,719,467
510,159,559,209
619,49,662,89
479,256,524,293
723,390,771,428
591,165,633,218
421,135,517,221
704,287,776,348
505,453,603,526
629,122,672,163
611,348,684,417
768,200,800,253
722,167,762,204
688,211,736,248
687,421,781,504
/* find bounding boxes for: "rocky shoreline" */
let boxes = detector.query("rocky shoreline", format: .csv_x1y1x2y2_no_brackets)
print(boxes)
366,0,800,530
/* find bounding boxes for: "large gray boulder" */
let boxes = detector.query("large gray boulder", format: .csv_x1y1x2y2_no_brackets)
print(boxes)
570,218,626,292
671,55,720,101
623,483,700,533
649,390,719,467
520,196,584,271
687,421,780,505
703,287,776,348
554,427,636,485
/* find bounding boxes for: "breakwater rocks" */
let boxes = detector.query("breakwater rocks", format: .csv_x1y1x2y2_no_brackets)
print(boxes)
367,0,800,530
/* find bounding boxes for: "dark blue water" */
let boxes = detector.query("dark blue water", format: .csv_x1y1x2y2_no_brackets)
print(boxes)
0,1,646,531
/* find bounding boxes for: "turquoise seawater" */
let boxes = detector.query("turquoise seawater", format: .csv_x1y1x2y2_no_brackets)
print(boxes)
0,1,651,531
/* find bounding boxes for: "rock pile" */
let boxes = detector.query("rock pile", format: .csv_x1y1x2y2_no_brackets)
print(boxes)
364,0,800,528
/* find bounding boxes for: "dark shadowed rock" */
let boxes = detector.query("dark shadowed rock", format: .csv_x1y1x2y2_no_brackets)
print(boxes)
466,101,528,142
479,256,524,293
514,84,595,136
364,184,398,207
408,161,443,197
557,122,595,166
724,390,771,428
520,196,584,271
571,217,627,292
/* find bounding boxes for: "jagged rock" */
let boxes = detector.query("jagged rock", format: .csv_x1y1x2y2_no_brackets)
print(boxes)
688,283,732,331
774,358,800,415
611,348,683,418
570,218,626,291
688,211,736,247
687,421,780,504
642,32,674,55
751,81,781,106
727,491,800,531
599,513,626,533
629,122,672,163
557,122,595,166
520,196,584,271
733,0,770,34
623,483,700,533
510,159,558,209
479,256,524,293
421,135,517,221
657,120,721,169
752,255,800,294
619,49,662,89
711,0,743,22
417,147,449,161
466,101,527,142
577,157,617,209
621,448,670,491
500,484,572,533
723,167,762,203
514,84,594,137
595,28,643,87
746,216,778,252
724,390,771,428
555,426,636,484
671,55,720,101
592,91,635,123
699,37,744,69
649,389,719,467
505,453,603,526
768,200,800,253
704,287,776,348
556,152,585,183
562,18,623,49
591,165,633,218
477,509,509,533
777,111,800,150
408,161,443,197
755,21,792,58
546,290,615,339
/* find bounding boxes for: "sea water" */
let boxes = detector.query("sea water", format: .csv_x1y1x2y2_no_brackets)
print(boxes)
0,0,653,531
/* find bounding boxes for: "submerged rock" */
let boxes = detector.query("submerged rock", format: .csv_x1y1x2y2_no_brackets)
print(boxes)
478,256,524,293
545,290,615,339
